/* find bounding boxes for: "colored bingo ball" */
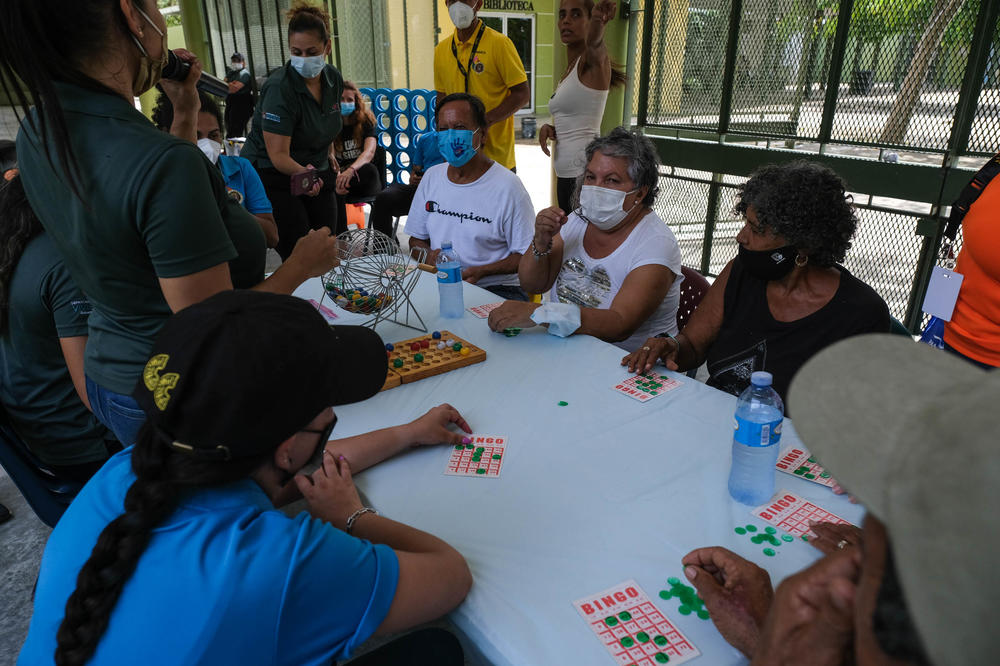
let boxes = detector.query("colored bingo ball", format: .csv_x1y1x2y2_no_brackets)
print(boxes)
432,331,442,339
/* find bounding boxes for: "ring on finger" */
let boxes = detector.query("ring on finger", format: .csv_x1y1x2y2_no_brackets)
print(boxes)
836,539,849,550
642,346,651,351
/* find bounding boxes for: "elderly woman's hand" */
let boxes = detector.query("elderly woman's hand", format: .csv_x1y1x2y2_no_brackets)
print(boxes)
488,301,541,333
621,336,678,373
533,206,567,254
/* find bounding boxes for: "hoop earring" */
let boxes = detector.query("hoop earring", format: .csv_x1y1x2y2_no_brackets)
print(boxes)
795,253,808,267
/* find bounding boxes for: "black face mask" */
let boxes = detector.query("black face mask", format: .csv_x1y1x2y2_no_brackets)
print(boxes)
738,244,798,281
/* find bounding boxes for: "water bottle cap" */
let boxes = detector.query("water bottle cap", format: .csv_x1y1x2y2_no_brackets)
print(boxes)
750,371,773,387
441,241,453,249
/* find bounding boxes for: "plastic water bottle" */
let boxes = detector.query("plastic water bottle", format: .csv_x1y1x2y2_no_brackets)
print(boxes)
728,371,785,506
436,241,464,318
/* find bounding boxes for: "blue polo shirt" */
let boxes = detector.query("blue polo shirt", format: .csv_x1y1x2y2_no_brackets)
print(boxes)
412,131,444,171
219,154,272,215
19,449,399,665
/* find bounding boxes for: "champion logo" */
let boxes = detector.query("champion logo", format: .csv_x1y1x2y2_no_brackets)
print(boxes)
424,200,493,225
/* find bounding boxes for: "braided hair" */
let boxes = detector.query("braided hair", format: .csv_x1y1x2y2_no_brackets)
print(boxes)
54,423,269,666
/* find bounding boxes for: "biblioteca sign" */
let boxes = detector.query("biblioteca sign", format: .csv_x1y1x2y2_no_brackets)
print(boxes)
484,0,534,10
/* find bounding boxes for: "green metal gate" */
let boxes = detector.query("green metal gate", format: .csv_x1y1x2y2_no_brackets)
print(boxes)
627,0,999,331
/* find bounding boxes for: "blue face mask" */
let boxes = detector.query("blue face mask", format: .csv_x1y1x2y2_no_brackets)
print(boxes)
290,54,325,79
340,102,356,116
437,128,479,167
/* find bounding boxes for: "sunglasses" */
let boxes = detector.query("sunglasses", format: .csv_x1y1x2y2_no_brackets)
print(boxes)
280,413,339,486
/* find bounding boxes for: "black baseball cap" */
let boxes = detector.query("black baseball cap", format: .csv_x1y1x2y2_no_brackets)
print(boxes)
133,290,387,461
231,52,244,61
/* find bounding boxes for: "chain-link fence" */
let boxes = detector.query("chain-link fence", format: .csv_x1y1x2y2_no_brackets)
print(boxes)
633,0,997,330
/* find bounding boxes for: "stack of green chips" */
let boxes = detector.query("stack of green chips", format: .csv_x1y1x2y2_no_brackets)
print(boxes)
658,577,710,620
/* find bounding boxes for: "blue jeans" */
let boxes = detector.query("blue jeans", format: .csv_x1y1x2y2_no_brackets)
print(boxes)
85,377,147,447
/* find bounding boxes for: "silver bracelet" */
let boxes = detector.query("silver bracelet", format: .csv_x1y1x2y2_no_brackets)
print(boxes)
345,507,379,535
531,239,552,258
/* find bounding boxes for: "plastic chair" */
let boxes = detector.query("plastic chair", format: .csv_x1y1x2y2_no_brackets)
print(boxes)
0,409,82,527
675,266,711,379
677,266,711,332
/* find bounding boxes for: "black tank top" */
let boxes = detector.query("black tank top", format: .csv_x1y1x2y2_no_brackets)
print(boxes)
705,257,890,404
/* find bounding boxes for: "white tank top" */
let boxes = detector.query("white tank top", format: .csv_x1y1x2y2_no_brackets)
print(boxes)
548,57,609,178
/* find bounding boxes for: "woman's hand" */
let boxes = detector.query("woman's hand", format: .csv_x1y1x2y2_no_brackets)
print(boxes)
295,451,364,530
287,227,339,277
806,522,864,555
159,49,202,112
682,547,773,658
488,301,542,332
538,123,556,156
593,0,617,25
533,206,567,254
301,164,324,197
621,336,677,373
336,166,354,195
403,404,473,447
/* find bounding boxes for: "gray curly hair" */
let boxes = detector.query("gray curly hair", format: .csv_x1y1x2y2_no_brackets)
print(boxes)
576,126,661,208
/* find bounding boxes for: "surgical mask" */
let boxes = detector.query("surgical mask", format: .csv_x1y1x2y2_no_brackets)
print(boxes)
197,138,223,165
438,128,479,168
340,102,356,116
290,54,325,79
230,62,243,71
130,8,168,96
578,185,638,231
448,2,476,29
737,244,799,281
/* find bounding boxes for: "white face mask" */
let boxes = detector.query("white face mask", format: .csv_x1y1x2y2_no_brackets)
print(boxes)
578,185,639,231
290,54,325,79
197,138,223,165
448,2,476,29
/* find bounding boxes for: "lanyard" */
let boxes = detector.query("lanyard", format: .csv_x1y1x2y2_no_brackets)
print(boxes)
451,21,486,93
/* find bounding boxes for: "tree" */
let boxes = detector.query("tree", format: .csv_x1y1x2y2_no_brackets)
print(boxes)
878,0,965,144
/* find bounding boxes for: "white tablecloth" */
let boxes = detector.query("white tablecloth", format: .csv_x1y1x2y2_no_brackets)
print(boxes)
293,274,866,666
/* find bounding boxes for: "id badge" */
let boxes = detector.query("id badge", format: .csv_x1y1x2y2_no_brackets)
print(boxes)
922,265,964,321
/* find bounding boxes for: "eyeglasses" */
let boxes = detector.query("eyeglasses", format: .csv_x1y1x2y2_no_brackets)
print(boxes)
299,413,338,469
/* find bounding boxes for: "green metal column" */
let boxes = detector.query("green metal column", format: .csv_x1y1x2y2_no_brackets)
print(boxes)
600,7,629,133
179,0,212,65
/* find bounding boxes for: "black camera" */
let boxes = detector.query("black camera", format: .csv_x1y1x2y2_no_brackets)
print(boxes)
162,51,230,97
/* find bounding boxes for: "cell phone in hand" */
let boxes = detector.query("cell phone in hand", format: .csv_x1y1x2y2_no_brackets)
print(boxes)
291,170,320,196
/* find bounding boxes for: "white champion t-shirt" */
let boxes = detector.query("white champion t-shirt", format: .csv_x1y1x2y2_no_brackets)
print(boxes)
549,211,684,352
406,162,535,288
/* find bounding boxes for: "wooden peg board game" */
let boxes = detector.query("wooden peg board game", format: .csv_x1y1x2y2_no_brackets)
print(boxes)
381,330,486,390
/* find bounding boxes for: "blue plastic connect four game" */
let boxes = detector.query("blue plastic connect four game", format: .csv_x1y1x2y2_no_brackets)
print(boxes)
361,88,436,187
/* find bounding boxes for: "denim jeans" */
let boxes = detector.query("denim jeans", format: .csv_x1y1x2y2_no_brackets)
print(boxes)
85,376,147,447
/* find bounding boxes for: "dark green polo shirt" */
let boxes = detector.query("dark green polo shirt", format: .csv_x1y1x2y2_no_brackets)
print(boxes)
225,67,253,98
240,63,344,170
17,82,265,395
0,234,113,466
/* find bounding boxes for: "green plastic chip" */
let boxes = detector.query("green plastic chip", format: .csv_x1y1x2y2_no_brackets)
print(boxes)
655,654,670,663
653,635,668,646
763,548,776,556
636,631,650,643
605,616,618,627
620,637,635,648
618,611,632,621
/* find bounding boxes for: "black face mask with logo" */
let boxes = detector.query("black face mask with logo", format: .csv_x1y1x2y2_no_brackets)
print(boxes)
738,244,799,281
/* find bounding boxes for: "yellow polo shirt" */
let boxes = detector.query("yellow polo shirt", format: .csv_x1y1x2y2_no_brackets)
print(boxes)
434,22,527,170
